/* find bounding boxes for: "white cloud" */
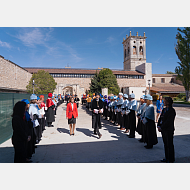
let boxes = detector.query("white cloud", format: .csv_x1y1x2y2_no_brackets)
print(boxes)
16,28,45,47
0,40,11,48
154,54,164,63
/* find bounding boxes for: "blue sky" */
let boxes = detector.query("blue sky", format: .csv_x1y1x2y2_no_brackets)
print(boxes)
0,27,180,74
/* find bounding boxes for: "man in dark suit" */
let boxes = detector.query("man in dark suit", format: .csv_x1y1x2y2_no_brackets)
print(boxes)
157,97,176,163
91,92,104,139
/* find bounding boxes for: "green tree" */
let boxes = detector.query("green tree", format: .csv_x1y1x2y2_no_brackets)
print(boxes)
89,68,120,95
26,70,57,94
89,70,99,93
166,71,175,74
175,27,190,102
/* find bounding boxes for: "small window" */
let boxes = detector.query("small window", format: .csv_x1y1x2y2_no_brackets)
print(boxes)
153,78,155,83
134,41,136,43
133,46,136,55
139,46,143,55
140,41,142,44
161,78,165,83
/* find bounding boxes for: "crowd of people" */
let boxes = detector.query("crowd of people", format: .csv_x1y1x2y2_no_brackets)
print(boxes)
11,93,63,163
85,92,176,163
11,90,176,163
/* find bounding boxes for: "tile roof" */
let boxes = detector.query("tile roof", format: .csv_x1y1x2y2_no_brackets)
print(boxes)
24,67,145,75
152,74,177,77
150,83,185,93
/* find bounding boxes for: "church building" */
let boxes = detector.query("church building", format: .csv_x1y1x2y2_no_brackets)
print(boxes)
25,31,152,99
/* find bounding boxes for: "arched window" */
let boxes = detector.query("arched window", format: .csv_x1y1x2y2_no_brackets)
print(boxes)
133,46,136,55
125,49,127,58
139,46,143,55
128,47,130,54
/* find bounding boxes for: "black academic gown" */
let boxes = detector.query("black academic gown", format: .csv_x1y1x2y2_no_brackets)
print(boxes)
12,115,28,163
46,105,55,123
91,98,104,131
25,117,34,158
74,98,80,108
143,118,158,146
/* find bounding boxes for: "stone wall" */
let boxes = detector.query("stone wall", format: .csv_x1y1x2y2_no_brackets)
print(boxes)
117,78,146,88
0,56,32,92
53,77,146,95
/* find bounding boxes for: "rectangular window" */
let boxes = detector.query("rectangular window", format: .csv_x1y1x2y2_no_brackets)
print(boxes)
161,78,165,83
153,78,155,83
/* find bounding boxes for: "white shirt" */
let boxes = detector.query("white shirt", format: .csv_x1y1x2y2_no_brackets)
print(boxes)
71,103,73,111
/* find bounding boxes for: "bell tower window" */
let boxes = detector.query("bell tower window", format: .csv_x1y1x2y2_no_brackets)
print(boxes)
139,46,143,55
133,46,136,55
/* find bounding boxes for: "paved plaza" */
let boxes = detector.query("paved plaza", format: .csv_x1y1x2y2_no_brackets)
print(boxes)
0,102,190,163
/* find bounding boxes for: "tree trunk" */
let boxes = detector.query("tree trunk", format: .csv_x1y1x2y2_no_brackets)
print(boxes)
185,90,189,102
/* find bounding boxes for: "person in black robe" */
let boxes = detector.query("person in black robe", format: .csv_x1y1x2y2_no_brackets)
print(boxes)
12,101,31,163
91,92,104,139
142,95,158,149
46,93,55,127
157,97,176,163
21,99,34,162
74,95,80,108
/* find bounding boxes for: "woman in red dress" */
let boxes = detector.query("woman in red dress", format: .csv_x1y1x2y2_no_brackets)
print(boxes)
66,97,78,136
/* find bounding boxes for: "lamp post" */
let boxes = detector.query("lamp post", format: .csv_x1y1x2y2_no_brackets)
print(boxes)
148,79,151,94
32,79,35,94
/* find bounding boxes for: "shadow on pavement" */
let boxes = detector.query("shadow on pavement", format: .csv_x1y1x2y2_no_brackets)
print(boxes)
1,104,190,163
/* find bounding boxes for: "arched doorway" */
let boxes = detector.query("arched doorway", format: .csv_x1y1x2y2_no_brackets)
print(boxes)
62,86,73,95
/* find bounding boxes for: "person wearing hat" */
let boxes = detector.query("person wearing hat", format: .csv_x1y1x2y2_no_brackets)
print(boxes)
21,99,33,162
121,94,130,133
136,95,147,142
46,93,55,127
74,95,80,108
142,94,158,149
29,94,40,144
91,92,104,139
127,93,137,138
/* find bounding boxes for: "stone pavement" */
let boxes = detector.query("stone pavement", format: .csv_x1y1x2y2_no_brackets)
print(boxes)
0,103,190,163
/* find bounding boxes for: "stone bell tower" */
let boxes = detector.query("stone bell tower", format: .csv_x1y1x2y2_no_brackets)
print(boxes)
122,31,147,71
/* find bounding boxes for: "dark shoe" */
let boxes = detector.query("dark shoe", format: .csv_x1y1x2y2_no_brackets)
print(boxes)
160,158,167,163
138,138,143,142
98,134,102,139
94,131,97,135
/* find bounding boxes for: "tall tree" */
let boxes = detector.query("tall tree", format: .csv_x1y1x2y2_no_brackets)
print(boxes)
89,70,99,93
89,68,120,94
26,70,57,94
175,27,190,102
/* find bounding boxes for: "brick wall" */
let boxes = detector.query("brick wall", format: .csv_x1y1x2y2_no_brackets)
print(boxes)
0,56,32,91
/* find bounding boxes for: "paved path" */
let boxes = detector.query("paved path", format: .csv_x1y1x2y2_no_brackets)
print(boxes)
1,103,190,163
